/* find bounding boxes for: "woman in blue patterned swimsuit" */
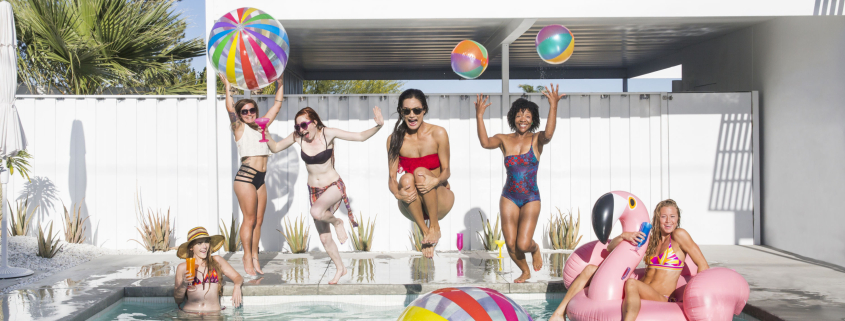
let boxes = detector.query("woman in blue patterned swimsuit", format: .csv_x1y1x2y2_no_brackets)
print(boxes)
474,85,565,283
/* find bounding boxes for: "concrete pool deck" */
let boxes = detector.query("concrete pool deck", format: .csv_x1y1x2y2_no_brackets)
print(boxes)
1,245,843,321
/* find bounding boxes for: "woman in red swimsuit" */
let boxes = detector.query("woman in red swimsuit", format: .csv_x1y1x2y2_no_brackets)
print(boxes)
387,89,454,258
474,85,565,282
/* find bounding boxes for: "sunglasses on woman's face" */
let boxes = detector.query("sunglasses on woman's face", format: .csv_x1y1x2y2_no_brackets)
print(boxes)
402,108,424,115
294,120,313,131
240,107,257,115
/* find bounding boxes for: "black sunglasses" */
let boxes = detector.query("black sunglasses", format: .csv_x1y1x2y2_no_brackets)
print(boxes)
240,107,257,115
402,108,424,115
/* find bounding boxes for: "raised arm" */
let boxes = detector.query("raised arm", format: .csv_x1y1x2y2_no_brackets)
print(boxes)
214,256,244,308
539,84,565,145
325,106,384,142
265,131,296,153
474,94,503,150
261,76,285,126
220,75,239,125
674,228,710,273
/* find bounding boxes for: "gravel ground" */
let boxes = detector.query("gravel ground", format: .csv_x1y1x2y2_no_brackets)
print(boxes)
1,236,173,294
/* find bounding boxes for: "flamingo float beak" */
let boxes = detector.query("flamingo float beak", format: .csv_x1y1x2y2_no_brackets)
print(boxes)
592,192,628,244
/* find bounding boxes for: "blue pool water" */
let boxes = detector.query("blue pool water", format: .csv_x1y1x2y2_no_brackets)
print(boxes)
87,295,762,321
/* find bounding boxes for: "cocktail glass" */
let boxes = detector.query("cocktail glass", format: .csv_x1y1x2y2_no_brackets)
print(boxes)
456,233,464,252
255,117,270,142
495,240,506,259
186,257,196,291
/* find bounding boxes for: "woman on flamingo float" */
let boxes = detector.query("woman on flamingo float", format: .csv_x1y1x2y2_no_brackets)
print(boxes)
264,106,384,284
387,89,454,259
620,199,709,320
220,76,284,276
473,85,565,283
548,199,710,320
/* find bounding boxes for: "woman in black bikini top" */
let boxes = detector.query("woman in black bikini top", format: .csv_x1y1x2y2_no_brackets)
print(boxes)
265,106,383,284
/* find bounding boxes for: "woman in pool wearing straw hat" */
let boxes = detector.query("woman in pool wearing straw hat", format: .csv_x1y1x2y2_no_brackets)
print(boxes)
174,227,244,313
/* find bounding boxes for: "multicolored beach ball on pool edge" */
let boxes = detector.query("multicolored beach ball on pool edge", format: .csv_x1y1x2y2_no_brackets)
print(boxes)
535,24,574,65
207,7,290,91
397,287,534,321
451,40,489,79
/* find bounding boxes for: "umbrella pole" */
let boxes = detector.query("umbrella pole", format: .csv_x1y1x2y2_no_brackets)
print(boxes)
0,161,32,278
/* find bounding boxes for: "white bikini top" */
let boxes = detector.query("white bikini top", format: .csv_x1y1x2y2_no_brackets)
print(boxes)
235,124,271,158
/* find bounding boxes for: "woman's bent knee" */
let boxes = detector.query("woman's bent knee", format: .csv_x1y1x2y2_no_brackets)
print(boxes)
516,239,534,253
310,207,323,220
584,264,598,275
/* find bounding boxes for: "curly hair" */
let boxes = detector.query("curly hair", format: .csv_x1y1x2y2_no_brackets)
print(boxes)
507,98,540,133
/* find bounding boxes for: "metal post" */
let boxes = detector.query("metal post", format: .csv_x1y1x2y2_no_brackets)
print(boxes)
205,0,220,235
501,43,510,109
622,78,628,92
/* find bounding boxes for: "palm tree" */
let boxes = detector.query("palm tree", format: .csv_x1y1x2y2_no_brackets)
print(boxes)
13,0,205,95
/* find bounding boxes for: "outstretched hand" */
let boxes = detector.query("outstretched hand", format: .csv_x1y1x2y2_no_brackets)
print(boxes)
474,94,491,116
373,106,384,126
218,74,231,88
541,83,565,104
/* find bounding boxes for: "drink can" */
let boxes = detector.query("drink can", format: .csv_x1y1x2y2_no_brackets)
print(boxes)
637,222,652,248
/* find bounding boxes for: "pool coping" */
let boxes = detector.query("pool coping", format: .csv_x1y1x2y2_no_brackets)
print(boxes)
68,283,781,321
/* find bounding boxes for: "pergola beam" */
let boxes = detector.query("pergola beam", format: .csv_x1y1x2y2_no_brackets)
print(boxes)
482,18,537,60
301,68,629,80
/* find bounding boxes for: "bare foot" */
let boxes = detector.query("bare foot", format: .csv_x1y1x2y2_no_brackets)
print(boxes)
423,226,441,245
242,256,256,276
421,243,435,258
333,220,349,244
514,271,531,283
253,257,264,275
328,265,348,284
532,249,543,272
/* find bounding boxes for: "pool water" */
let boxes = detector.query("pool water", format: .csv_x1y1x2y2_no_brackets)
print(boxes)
87,294,762,321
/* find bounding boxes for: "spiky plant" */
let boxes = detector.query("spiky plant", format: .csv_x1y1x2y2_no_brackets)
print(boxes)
349,212,376,251
279,214,310,254
477,212,503,251
9,198,37,236
130,192,172,252
219,216,242,252
62,199,88,244
548,207,583,250
548,253,571,278
409,223,425,252
36,221,63,258
350,259,375,283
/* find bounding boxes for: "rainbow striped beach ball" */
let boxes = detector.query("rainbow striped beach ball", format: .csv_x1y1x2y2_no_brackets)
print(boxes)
397,287,534,321
207,7,290,91
451,40,489,79
535,25,574,65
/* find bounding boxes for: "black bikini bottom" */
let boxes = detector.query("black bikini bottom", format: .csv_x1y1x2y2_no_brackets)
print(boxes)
234,164,266,189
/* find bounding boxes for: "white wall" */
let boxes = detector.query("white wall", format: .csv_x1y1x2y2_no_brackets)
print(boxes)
12,92,753,252
648,16,845,266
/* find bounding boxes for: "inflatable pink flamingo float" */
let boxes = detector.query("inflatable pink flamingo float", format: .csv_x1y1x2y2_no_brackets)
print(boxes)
563,191,750,321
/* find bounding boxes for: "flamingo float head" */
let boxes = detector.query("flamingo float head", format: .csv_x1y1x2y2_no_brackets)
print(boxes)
592,191,650,244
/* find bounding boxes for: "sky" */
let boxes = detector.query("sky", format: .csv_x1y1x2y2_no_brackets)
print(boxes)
174,0,680,93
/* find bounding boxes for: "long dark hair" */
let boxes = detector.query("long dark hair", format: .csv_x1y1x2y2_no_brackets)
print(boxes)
388,89,429,162
296,107,333,167
234,99,260,131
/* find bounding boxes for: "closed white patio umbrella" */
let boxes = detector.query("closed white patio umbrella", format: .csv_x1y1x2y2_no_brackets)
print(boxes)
0,0,31,279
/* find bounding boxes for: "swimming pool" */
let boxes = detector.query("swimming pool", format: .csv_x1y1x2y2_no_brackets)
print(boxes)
86,294,762,321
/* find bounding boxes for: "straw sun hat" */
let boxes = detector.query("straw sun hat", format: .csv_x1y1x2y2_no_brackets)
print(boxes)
176,227,225,259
